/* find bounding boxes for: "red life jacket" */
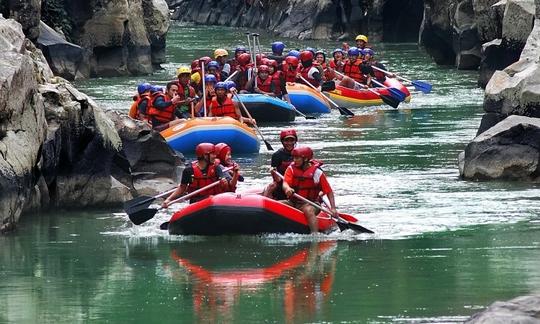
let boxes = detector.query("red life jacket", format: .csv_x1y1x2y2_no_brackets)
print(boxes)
256,76,273,93
174,82,196,114
187,161,222,198
236,66,250,90
209,96,238,119
329,59,344,72
287,161,323,202
129,93,150,120
282,64,298,83
147,93,175,124
299,66,320,87
343,59,366,83
271,71,283,96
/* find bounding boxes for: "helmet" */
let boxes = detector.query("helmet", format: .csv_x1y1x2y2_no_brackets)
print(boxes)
348,47,360,57
195,143,215,158
279,128,297,141
266,59,278,68
255,53,266,65
291,146,313,160
362,48,375,57
299,50,314,62
137,82,151,94
287,50,300,58
271,41,285,54
214,48,229,58
235,46,247,54
305,47,316,55
214,142,231,162
225,80,236,89
285,56,299,67
176,65,191,76
261,58,270,65
258,64,270,73
150,85,162,93
207,61,220,70
238,53,251,66
355,34,368,43
191,73,201,84
204,74,217,83
199,56,212,65
215,82,227,90
332,48,344,57
191,60,200,70
315,50,326,59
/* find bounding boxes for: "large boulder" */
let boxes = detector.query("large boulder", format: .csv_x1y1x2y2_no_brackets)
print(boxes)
465,295,540,323
459,115,540,181
37,21,89,80
142,0,170,67
0,18,47,232
5,0,41,41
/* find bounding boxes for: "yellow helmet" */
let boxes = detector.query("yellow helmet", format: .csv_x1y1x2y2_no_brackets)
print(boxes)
214,48,229,58
191,72,201,84
355,35,368,43
176,65,191,76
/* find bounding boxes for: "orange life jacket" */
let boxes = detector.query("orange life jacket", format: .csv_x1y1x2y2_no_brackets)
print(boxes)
209,96,238,119
188,160,223,198
147,93,175,124
343,59,366,83
287,161,323,202
128,93,151,120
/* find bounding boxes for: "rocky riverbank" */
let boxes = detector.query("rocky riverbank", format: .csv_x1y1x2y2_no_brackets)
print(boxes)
0,17,182,233
1,0,170,80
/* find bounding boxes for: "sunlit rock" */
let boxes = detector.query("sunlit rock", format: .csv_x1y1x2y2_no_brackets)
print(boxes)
465,295,540,323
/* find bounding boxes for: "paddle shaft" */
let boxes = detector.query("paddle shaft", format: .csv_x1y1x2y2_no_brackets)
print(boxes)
167,166,234,206
299,76,340,109
371,65,411,83
224,70,238,82
334,70,381,97
232,91,273,151
200,59,207,117
252,33,259,89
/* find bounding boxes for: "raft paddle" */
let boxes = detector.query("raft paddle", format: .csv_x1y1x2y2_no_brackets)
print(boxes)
123,187,177,215
272,171,374,234
128,167,233,225
333,71,400,109
232,90,274,151
371,65,432,94
298,76,355,117
370,79,407,102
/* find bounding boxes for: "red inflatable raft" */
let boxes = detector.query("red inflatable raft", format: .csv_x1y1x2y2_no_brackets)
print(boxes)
167,192,337,235
327,78,411,108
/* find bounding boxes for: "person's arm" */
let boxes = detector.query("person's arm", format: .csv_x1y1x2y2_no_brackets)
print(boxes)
282,167,295,198
162,167,193,207
153,96,173,109
318,172,337,216
228,164,240,191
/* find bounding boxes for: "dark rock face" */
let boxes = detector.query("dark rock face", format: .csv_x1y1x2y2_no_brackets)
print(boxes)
465,295,540,324
5,0,41,41
459,115,540,181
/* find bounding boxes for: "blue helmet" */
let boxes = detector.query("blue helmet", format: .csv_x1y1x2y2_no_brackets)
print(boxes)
271,41,285,54
225,80,236,90
204,74,217,83
348,47,360,57
207,61,220,70
287,50,300,58
235,46,247,54
137,82,152,94
215,82,227,90
150,85,162,93
361,48,375,57
332,48,344,56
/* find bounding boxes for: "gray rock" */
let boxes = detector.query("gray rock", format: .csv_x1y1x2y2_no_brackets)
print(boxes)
460,115,540,181
502,0,535,49
473,0,504,42
37,21,89,80
465,295,540,324
6,0,41,41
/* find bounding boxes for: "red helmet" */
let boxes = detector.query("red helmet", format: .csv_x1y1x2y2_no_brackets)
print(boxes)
238,53,251,66
299,50,314,63
279,128,297,141
266,59,278,68
199,56,212,66
285,56,299,67
191,60,200,70
258,64,270,73
291,146,313,160
195,142,215,158
255,53,266,65
214,142,231,162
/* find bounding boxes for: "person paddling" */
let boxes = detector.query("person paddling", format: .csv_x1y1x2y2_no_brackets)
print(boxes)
162,143,229,206
296,51,323,88
263,129,297,199
208,82,256,125
282,146,338,233
215,142,243,192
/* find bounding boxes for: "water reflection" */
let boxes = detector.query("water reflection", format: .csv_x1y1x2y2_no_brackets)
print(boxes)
169,240,338,323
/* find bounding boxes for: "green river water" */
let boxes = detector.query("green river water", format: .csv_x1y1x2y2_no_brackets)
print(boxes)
1,23,540,323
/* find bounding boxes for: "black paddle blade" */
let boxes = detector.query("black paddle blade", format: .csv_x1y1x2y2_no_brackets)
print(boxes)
321,81,336,92
336,221,350,231
337,106,355,117
123,195,154,213
335,219,374,234
159,222,169,230
380,94,400,109
128,208,158,225
264,140,274,151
